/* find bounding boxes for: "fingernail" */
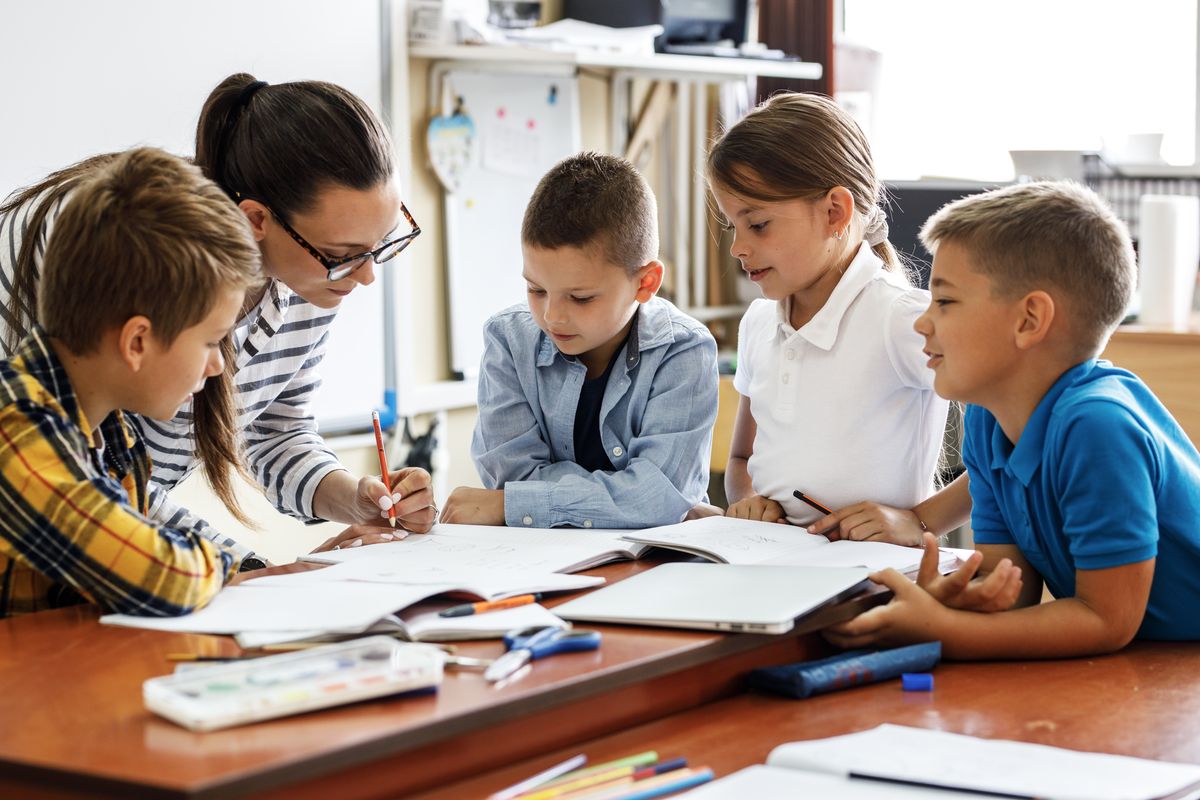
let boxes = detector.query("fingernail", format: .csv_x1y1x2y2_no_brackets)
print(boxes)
392,492,402,503
379,496,394,511
806,525,816,533
380,533,394,541
350,539,363,548
332,545,341,550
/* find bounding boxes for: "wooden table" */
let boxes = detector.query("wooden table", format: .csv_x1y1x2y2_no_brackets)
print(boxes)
422,641,1200,799
0,558,878,799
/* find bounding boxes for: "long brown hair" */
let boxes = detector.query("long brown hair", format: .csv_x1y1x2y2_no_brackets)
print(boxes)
1,72,395,525
707,92,901,271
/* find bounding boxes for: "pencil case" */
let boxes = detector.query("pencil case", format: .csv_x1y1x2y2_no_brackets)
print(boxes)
748,641,941,699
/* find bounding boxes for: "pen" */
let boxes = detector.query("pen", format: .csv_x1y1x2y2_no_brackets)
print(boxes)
793,490,833,516
570,767,713,800
439,593,542,618
531,752,658,789
166,654,260,662
488,753,587,800
521,758,687,800
372,410,397,528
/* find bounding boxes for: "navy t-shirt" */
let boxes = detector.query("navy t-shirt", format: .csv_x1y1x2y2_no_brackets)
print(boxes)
572,344,623,473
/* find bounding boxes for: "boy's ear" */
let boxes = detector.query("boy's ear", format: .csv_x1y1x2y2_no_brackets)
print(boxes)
634,260,665,303
117,316,155,372
238,199,270,242
825,186,856,238
1013,290,1056,350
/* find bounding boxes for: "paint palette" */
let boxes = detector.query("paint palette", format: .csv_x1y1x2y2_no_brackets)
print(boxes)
143,636,444,731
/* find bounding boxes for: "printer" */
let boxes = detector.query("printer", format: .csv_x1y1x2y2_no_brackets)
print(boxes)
563,0,752,56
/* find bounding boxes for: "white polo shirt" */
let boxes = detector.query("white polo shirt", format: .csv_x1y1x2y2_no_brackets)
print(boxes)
733,242,950,525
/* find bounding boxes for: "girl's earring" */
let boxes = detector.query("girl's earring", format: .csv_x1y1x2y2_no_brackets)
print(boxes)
833,228,844,241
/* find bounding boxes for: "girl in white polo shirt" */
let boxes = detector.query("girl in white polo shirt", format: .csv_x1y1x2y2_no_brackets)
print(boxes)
708,92,949,540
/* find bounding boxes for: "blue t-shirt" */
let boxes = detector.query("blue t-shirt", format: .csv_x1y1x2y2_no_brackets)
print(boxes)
965,359,1200,640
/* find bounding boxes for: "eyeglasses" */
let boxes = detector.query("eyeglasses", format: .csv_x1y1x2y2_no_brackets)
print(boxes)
267,201,422,281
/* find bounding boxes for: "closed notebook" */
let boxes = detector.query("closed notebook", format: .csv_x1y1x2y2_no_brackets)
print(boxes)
621,517,958,576
554,563,870,634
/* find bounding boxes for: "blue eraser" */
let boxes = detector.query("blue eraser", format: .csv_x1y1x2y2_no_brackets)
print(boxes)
902,672,933,692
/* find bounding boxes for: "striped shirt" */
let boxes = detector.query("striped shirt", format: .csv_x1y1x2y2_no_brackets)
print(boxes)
0,326,237,618
0,191,345,560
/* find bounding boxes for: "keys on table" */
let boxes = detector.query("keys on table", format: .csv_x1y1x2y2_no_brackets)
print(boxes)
484,625,602,682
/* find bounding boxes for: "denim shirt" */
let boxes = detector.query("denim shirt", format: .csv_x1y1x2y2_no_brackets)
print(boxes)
472,296,718,529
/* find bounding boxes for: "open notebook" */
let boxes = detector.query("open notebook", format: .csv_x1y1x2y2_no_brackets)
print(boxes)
679,725,1200,800
303,523,649,574
622,517,958,575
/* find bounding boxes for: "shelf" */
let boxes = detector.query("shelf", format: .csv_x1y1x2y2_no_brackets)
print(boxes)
409,43,823,81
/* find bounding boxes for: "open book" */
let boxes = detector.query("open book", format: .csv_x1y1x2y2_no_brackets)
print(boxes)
99,569,599,636
304,523,649,574
622,517,958,576
681,725,1200,800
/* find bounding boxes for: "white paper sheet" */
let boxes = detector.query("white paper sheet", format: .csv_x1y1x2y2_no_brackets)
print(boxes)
766,724,1200,800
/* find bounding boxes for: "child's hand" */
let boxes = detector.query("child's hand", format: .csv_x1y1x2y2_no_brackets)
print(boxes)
823,567,950,649
310,523,408,553
357,467,437,533
807,502,925,545
914,532,1022,613
686,502,725,520
440,487,506,525
726,495,788,523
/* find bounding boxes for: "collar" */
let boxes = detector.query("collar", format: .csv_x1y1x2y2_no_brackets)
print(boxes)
15,325,136,452
993,359,1098,485
768,241,887,351
536,298,676,370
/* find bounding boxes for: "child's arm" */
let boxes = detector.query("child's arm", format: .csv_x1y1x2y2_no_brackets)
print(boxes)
807,474,972,545
724,394,786,523
0,412,237,616
825,551,1153,659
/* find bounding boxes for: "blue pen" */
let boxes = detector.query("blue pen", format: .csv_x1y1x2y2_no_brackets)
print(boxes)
604,767,715,800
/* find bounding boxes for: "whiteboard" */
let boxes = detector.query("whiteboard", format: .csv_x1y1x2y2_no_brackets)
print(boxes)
441,67,581,377
0,0,388,434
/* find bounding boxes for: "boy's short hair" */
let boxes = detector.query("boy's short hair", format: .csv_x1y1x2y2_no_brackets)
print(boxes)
920,181,1135,356
40,147,261,354
521,151,658,273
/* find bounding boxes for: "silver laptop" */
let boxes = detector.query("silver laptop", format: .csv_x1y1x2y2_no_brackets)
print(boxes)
554,563,870,634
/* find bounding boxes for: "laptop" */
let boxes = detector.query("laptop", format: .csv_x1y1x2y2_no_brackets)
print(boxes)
554,563,870,634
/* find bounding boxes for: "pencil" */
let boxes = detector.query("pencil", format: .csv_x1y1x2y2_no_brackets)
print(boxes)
166,654,260,662
372,410,397,528
793,490,833,516
439,593,541,618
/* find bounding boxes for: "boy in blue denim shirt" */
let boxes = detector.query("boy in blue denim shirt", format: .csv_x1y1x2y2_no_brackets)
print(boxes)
827,181,1200,657
441,152,718,528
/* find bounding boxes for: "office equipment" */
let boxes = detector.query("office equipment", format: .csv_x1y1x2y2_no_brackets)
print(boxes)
440,67,580,379
761,724,1200,800
555,563,869,634
747,642,941,699
484,626,603,682
884,180,999,288
143,637,444,732
621,517,957,575
792,490,832,516
563,0,749,55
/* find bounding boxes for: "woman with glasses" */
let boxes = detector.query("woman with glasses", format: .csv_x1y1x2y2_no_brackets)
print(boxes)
0,73,434,570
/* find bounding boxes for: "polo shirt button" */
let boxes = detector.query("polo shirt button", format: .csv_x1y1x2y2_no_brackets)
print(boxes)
612,446,623,457
781,373,790,384
522,515,533,526
786,349,796,360
583,520,593,528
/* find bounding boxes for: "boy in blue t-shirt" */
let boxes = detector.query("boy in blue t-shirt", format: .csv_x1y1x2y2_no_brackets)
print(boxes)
827,181,1200,658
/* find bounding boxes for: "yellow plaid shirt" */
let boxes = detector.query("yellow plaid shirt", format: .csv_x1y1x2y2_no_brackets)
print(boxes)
0,327,237,618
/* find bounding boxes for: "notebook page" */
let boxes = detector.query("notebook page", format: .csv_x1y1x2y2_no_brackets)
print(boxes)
766,724,1200,800
678,765,983,799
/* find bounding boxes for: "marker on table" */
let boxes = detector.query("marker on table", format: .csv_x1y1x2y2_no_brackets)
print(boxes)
540,752,658,788
166,654,260,663
793,490,833,516
520,758,688,800
372,410,397,528
488,753,586,800
439,593,541,618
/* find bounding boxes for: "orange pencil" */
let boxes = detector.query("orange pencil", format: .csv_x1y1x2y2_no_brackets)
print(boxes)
372,410,397,528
